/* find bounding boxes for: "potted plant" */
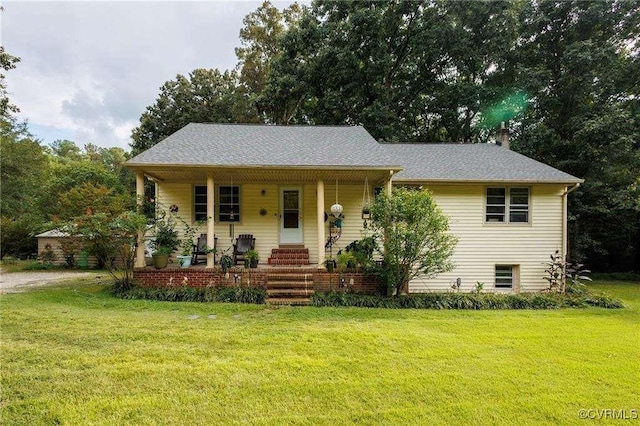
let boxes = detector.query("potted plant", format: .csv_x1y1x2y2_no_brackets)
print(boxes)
220,251,233,273
246,249,259,268
324,257,336,272
176,222,197,268
361,204,371,219
151,212,180,269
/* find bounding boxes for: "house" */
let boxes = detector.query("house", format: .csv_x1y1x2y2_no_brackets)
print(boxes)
125,123,582,294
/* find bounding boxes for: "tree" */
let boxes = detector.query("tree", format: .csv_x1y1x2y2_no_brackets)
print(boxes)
0,46,20,118
370,188,458,295
235,1,302,97
130,68,256,154
512,0,640,271
67,211,148,290
261,1,521,141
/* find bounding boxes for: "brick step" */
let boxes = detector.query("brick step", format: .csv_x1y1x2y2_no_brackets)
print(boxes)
267,298,311,306
267,288,314,297
268,258,310,266
271,248,309,254
268,253,310,259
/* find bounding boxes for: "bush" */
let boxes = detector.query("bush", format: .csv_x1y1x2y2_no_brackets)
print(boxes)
310,291,623,309
114,285,267,304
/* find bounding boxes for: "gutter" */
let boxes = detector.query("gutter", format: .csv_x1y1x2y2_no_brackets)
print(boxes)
562,182,581,264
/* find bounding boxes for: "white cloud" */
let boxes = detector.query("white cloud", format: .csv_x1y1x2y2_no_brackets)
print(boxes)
2,1,299,149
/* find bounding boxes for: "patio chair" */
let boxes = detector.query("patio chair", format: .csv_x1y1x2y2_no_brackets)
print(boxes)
191,233,217,265
233,234,255,265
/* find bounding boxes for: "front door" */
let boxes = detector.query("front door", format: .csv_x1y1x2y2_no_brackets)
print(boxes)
280,187,303,244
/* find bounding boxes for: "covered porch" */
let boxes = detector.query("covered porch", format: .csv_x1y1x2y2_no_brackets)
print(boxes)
130,164,398,271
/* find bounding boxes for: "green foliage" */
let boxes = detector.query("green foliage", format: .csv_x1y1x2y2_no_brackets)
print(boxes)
39,244,57,265
343,237,377,270
151,211,180,254
336,251,357,272
370,188,458,295
130,68,256,154
245,249,259,261
310,291,623,310
58,237,83,268
0,46,20,117
219,251,234,273
0,214,42,259
67,211,148,290
115,285,266,304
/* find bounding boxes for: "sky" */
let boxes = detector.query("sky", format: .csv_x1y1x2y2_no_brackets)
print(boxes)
1,1,299,150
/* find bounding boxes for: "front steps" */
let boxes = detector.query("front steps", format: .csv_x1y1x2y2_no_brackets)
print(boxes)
266,271,314,306
268,247,310,266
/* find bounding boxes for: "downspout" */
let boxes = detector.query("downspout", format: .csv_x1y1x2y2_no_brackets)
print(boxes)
562,183,581,290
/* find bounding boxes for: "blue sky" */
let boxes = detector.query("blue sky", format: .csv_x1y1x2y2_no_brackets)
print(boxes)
2,1,299,150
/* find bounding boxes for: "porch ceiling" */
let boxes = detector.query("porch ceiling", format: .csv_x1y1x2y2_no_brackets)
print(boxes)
130,165,398,184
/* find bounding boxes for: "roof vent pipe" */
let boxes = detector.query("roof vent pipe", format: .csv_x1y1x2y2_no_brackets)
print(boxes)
498,121,510,150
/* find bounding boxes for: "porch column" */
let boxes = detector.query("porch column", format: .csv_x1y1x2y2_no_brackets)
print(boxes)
317,179,325,267
206,175,215,268
135,171,146,268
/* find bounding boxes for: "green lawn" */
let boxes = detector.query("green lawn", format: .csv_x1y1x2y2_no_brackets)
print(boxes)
1,280,638,425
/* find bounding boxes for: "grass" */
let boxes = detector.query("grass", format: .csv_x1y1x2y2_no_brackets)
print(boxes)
1,279,638,425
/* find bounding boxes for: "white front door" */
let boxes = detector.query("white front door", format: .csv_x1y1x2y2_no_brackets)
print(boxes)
280,187,303,244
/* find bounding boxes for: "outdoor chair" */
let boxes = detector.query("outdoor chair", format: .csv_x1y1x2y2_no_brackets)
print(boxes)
233,234,255,265
191,233,217,265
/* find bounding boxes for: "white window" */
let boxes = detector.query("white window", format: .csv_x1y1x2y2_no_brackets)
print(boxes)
495,265,515,289
194,185,241,222
194,186,208,221
486,187,529,223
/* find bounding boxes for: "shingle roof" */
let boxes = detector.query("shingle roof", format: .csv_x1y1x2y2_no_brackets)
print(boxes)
126,123,582,184
127,123,397,169
384,143,582,183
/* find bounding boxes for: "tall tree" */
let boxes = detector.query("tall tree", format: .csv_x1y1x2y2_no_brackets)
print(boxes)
0,46,20,118
512,0,640,270
235,1,302,98
261,1,521,142
130,69,255,154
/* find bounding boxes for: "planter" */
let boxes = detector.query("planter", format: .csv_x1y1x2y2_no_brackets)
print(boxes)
361,207,371,219
250,259,258,268
326,260,335,272
177,255,192,268
152,253,169,269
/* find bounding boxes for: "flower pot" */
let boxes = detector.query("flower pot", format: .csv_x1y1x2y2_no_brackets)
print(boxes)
152,253,169,269
177,255,192,268
250,259,258,268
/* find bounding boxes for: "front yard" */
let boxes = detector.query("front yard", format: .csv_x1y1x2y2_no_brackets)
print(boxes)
1,279,638,425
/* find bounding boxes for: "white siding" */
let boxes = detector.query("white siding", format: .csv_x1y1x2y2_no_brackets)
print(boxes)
409,184,565,293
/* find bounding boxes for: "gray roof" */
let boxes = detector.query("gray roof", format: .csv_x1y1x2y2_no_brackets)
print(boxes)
128,123,397,169
127,123,582,184
385,143,582,183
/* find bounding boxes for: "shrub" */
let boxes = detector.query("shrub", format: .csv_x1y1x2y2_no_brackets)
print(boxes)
370,188,458,295
310,291,623,309
114,285,267,304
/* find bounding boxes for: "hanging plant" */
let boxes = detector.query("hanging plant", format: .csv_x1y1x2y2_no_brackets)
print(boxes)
361,177,371,219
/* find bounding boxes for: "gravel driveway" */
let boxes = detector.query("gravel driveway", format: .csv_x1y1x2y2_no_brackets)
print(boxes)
0,271,98,293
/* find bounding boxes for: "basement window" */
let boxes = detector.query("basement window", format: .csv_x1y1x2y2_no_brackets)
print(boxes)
495,265,516,290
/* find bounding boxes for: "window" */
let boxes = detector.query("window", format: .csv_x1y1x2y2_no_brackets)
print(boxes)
193,185,241,222
194,186,208,221
218,185,240,222
485,187,529,223
495,265,514,289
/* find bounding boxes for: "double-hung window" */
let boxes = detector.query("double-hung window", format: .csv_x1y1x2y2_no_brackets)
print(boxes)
485,187,529,223
193,185,241,222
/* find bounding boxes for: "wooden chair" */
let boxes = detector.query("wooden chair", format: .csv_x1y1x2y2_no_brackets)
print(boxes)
191,234,217,265
233,234,255,265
